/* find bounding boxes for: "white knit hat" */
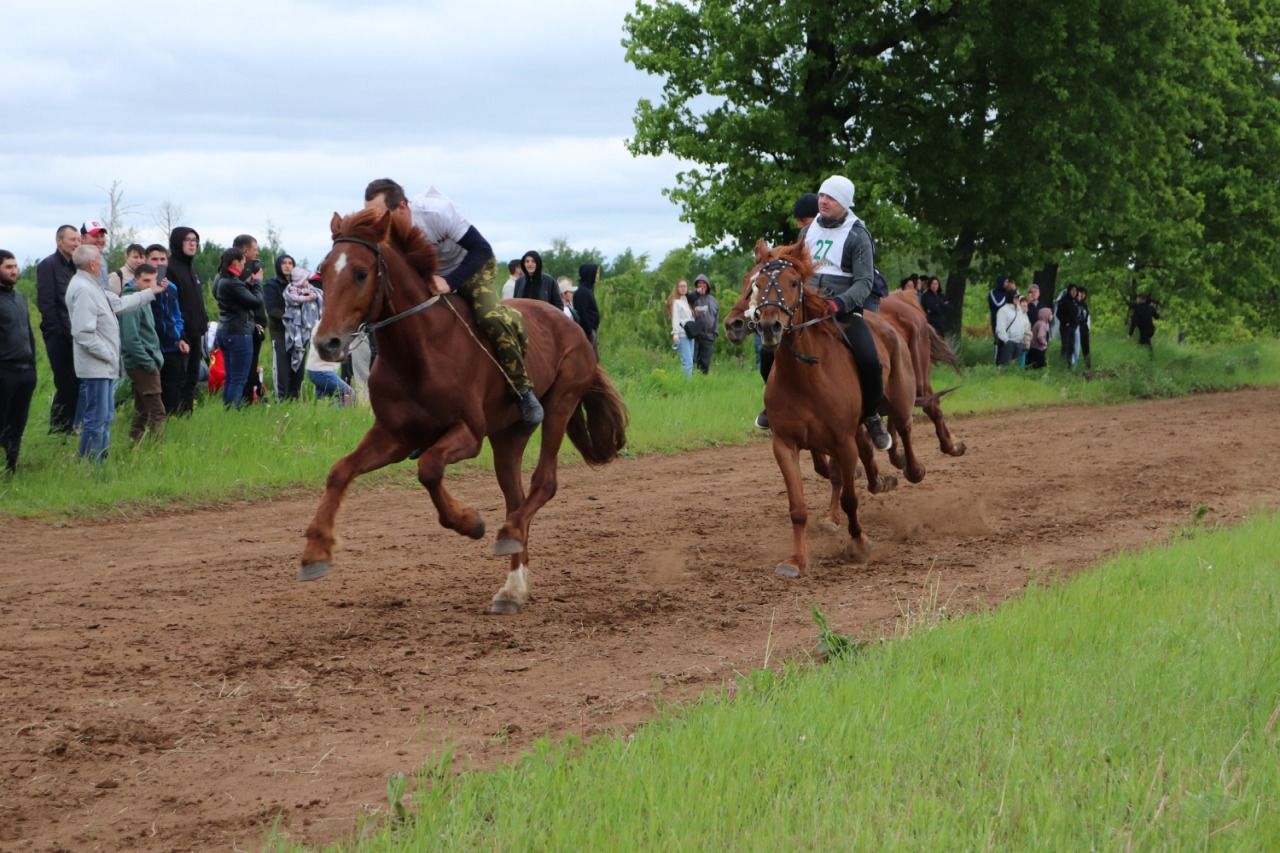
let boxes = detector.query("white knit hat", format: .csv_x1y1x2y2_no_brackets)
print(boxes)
818,175,855,211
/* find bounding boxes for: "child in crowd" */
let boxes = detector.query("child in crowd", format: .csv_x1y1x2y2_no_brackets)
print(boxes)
1027,306,1052,369
283,267,323,381
1019,297,1033,367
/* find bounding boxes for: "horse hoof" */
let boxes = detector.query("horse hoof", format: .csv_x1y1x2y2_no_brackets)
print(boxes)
877,475,899,493
906,466,926,485
488,597,522,615
819,519,840,533
849,539,873,563
775,563,801,579
951,442,967,456
888,448,906,470
494,537,524,556
467,518,486,540
298,561,330,582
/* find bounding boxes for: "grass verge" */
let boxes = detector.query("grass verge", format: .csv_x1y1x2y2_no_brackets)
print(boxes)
290,511,1280,850
2,334,1277,518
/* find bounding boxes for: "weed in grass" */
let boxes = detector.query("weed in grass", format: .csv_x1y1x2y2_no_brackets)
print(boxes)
811,605,867,661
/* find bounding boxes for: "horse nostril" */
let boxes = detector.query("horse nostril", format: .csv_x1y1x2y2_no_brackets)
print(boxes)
322,337,341,355
769,321,784,336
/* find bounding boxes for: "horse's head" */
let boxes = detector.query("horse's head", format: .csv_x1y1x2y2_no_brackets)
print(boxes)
313,208,437,361
724,239,815,350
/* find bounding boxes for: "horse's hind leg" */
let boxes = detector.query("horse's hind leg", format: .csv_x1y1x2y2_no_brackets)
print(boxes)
811,453,841,530
416,421,485,538
835,441,871,562
925,398,967,456
301,422,409,581
488,425,535,614
857,427,898,494
494,387,578,556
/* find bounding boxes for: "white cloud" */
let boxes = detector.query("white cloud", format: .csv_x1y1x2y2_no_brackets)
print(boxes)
0,0,693,267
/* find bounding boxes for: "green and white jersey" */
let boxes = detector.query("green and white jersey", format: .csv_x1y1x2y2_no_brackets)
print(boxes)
804,215,856,281
408,187,471,278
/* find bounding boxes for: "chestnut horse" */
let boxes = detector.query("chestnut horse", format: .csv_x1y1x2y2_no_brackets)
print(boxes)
299,209,628,613
879,290,966,459
724,241,922,576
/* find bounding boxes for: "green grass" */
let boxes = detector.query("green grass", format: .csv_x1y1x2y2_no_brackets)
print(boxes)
2,332,1277,518
287,511,1280,851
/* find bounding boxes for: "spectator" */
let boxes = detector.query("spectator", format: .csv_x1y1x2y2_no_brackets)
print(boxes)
691,273,719,374
168,227,208,415
1027,306,1052,369
1129,294,1160,348
899,274,920,293
107,243,145,296
264,253,301,400
35,225,81,434
282,266,322,388
80,220,110,289
145,245,189,414
667,278,695,377
557,277,578,321
232,234,267,403
1076,286,1093,369
792,192,819,231
1055,284,1080,367
573,263,601,357
119,263,167,443
501,259,521,300
988,275,1017,364
1019,297,1034,366
995,289,1028,366
1025,283,1047,326
65,245,161,462
920,275,948,334
212,247,259,408
306,336,354,406
513,250,563,309
0,249,37,474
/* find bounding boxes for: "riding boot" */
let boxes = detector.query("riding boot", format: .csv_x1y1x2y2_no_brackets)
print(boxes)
842,313,892,451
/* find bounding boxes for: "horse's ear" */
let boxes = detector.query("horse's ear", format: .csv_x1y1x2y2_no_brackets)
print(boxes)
375,209,395,244
330,212,343,237
754,239,772,263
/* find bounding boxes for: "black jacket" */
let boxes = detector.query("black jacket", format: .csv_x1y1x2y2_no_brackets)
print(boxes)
0,287,37,367
168,227,209,340
214,272,263,336
263,254,293,339
573,263,601,334
920,288,948,331
513,251,563,309
1056,293,1080,328
35,250,76,338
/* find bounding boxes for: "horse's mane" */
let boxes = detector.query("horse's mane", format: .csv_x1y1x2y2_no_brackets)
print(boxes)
333,208,438,283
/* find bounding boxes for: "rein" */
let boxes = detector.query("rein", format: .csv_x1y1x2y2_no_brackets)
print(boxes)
745,258,832,365
331,236,442,337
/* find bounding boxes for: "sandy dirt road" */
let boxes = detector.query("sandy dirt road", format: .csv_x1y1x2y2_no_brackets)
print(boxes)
2,388,1277,851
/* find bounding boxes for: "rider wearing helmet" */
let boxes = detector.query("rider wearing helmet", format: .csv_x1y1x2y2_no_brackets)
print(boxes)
363,178,544,425
800,175,892,451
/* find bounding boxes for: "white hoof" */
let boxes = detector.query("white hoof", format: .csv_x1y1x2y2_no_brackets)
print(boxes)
490,564,529,613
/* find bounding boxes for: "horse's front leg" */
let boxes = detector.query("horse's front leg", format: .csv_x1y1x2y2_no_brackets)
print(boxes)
857,426,898,495
835,440,872,562
300,422,410,581
810,452,842,532
416,421,486,539
772,437,809,578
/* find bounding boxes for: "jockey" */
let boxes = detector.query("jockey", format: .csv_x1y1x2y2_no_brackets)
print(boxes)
799,175,892,451
363,178,543,426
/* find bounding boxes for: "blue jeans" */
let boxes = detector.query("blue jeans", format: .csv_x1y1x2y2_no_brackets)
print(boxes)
218,331,254,408
78,377,114,463
676,337,695,376
308,369,353,405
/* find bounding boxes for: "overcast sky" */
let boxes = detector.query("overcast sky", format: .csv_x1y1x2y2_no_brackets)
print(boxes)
1,0,694,269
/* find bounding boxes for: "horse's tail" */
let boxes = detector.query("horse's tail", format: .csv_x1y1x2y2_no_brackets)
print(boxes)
567,367,629,466
915,385,959,409
929,326,963,375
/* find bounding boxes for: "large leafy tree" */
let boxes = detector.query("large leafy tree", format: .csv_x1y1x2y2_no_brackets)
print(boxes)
625,0,1280,337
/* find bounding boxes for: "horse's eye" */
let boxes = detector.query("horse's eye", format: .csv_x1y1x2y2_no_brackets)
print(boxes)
354,269,369,284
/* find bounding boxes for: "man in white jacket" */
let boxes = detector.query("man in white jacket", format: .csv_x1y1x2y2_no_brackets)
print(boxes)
995,291,1030,367
65,245,163,462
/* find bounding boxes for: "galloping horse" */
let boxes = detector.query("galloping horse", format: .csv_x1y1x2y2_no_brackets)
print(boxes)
300,208,628,613
879,291,966,459
724,241,922,576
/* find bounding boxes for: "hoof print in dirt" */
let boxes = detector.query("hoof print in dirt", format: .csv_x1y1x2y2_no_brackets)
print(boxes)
298,561,331,582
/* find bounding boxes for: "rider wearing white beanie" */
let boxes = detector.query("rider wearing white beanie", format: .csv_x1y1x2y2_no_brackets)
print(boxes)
818,175,855,211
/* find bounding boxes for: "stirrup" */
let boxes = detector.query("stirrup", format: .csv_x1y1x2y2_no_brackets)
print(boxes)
862,414,893,451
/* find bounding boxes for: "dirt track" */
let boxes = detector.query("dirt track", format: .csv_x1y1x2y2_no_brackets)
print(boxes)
2,388,1278,851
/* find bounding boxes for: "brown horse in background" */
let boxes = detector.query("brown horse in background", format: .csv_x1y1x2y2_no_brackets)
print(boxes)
300,208,627,613
724,241,923,576
879,290,966,459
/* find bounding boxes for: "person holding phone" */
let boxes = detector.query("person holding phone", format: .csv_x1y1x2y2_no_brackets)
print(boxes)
145,244,189,414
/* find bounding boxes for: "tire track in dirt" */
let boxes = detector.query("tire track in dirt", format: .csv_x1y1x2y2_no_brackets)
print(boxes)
2,388,1277,851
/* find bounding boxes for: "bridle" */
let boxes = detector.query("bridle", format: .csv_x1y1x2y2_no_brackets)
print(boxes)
744,258,831,364
331,236,442,339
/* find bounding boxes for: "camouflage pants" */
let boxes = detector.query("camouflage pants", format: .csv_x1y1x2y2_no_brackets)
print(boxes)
458,259,532,393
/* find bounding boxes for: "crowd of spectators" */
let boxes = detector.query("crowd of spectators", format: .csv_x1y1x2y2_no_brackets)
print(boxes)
0,219,605,475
